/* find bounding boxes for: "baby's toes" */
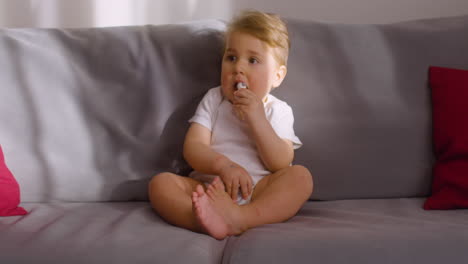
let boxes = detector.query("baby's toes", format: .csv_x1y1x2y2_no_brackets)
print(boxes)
195,184,205,196
213,177,225,191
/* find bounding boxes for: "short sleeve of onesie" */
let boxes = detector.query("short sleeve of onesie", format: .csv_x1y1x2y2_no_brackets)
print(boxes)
269,100,303,150
188,87,223,131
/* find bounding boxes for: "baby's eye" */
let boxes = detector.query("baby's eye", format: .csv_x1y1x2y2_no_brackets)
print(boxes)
225,55,236,62
249,57,259,64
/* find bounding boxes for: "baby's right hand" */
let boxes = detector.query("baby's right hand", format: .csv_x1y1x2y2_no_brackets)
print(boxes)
232,103,245,121
218,162,253,202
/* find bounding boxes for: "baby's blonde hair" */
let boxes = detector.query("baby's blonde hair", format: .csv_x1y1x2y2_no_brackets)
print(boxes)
226,10,290,66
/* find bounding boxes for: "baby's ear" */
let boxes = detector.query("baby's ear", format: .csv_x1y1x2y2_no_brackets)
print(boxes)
273,65,287,88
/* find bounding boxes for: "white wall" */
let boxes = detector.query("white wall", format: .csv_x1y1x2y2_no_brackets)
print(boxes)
237,0,468,24
1,0,468,28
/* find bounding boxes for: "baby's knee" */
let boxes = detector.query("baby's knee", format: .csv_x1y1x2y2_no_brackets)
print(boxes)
290,165,314,194
149,172,175,193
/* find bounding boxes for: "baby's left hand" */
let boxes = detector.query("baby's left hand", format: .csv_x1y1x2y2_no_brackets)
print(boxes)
232,88,265,124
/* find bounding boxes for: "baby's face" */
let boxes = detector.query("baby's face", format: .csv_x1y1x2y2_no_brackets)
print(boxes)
221,31,285,103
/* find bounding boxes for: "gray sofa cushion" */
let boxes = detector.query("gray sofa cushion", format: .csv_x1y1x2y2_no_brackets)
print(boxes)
276,15,468,200
0,20,225,202
0,202,226,264
2,15,468,204
222,198,468,264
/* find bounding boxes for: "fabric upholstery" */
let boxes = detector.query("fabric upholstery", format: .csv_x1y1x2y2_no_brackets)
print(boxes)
278,15,468,200
424,66,468,210
0,202,226,264
1,14,468,264
2,15,468,202
0,21,225,202
222,198,468,264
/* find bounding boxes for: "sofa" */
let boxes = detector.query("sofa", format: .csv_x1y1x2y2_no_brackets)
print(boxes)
1,14,468,264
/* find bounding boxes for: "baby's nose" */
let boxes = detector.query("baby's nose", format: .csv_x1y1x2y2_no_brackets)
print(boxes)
233,62,245,74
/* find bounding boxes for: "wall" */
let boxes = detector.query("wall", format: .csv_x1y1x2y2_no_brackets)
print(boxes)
1,0,468,28
236,0,468,24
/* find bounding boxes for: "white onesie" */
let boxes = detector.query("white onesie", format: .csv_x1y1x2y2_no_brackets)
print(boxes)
188,86,302,204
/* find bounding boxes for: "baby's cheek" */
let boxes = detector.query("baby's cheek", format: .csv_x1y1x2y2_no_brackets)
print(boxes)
220,85,234,102
220,76,231,89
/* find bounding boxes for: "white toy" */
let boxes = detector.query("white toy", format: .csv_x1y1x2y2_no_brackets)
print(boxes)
236,82,247,90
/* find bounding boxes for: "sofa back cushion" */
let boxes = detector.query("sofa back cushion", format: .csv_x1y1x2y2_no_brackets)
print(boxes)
277,15,468,200
0,21,225,202
2,15,468,202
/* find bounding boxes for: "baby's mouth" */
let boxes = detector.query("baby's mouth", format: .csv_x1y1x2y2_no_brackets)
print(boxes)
234,82,247,90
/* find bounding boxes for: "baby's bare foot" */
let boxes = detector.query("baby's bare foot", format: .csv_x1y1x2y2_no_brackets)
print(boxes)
192,177,246,240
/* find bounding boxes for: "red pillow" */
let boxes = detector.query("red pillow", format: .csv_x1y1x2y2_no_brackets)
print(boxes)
0,145,28,216
424,66,468,210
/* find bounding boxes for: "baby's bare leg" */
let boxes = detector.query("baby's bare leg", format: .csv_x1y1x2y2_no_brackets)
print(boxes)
192,177,247,239
190,165,313,240
148,173,204,232
244,165,313,227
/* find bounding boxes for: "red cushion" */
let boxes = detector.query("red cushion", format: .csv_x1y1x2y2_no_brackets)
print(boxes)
0,145,28,216
424,66,468,210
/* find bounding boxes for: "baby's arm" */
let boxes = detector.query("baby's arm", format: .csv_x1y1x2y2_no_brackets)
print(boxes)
183,123,253,200
183,123,230,175
249,117,294,172
233,89,294,172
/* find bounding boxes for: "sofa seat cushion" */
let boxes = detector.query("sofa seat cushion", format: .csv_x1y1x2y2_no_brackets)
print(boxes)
222,198,468,264
0,202,226,264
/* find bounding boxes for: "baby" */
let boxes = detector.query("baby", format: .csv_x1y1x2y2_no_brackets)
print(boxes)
149,10,313,240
